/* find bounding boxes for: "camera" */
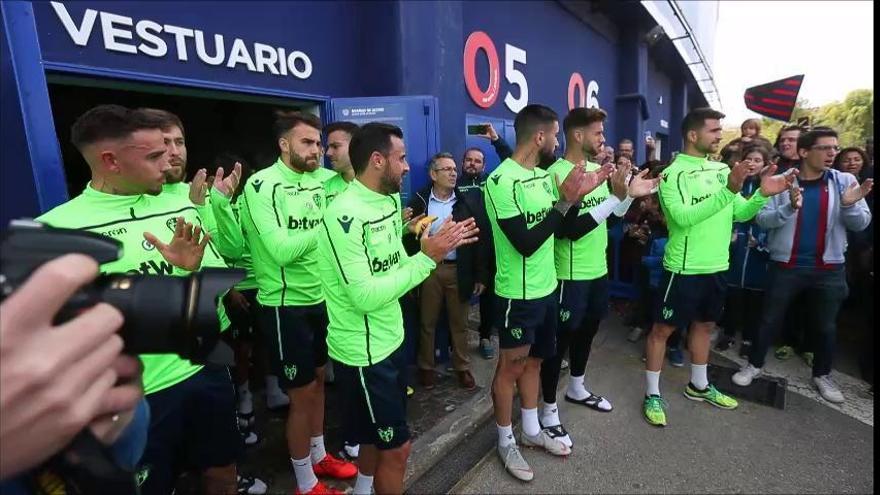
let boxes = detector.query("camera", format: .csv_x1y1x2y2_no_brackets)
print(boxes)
0,220,243,363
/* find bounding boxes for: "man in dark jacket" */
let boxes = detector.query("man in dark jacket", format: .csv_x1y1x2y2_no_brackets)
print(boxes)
459,124,512,359
406,153,490,389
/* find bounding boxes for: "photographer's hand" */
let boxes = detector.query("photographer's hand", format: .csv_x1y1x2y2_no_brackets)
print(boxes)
143,217,211,271
0,255,142,480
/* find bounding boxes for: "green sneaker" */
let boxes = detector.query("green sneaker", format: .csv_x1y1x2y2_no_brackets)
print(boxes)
774,345,794,360
802,352,814,368
684,383,738,409
643,395,667,426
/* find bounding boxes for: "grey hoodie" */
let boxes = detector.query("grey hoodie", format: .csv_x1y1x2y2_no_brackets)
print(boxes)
756,168,871,266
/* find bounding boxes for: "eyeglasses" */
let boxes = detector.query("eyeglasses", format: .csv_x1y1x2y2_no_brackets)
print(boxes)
432,167,457,174
810,145,840,153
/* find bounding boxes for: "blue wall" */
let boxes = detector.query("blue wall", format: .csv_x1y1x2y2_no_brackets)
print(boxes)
2,0,704,224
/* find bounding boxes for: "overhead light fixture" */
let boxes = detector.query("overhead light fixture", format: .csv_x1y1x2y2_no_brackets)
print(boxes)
644,25,666,47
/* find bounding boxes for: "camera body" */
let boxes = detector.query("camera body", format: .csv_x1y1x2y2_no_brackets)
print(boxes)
0,220,243,362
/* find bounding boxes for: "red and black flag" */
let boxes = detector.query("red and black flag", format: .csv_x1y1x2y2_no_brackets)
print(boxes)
743,75,804,122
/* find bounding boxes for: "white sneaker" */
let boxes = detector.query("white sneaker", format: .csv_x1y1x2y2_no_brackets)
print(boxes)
627,327,645,342
242,430,259,446
813,375,845,403
237,475,268,494
732,364,763,387
497,442,533,482
521,429,571,456
266,391,290,410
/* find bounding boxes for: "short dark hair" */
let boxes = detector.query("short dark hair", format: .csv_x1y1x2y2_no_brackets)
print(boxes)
273,110,322,140
348,122,404,175
681,107,725,136
618,138,634,147
138,108,185,137
832,147,869,172
462,147,485,162
797,128,838,151
773,124,803,149
325,121,359,138
70,104,167,151
562,107,607,135
514,104,558,145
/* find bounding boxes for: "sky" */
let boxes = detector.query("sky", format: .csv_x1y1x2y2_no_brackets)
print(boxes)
712,0,873,126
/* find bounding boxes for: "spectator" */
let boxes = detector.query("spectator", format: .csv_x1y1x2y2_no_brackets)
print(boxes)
733,128,873,404
717,144,772,358
405,152,489,390
463,123,512,359
618,138,634,160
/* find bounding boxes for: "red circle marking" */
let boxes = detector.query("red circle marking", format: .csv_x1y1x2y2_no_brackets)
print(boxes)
568,72,586,110
463,31,500,109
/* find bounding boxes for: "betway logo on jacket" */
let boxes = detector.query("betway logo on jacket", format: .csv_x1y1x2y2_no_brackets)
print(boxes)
371,251,401,273
580,195,608,210
288,216,321,230
525,208,550,225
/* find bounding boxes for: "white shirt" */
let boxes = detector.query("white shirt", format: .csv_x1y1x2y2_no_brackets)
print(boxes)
427,187,457,260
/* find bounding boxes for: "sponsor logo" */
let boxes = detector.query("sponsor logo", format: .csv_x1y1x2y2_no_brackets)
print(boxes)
525,208,549,224
127,260,174,275
491,175,501,185
662,307,674,320
166,217,179,232
510,327,523,340
582,195,607,209
288,216,321,230
252,179,264,193
99,227,127,237
338,215,354,233
691,193,712,205
371,251,401,273
142,239,156,251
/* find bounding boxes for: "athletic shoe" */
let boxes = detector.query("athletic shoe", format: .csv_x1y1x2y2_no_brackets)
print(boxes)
739,341,752,360
643,395,667,426
539,422,572,448
521,429,571,456
683,383,738,409
338,442,359,462
497,443,533,482
667,347,684,367
312,454,358,479
774,345,794,361
802,352,814,368
627,326,645,342
237,411,255,430
714,335,734,352
237,475,268,495
732,364,763,387
266,391,290,411
294,481,344,495
813,375,844,403
480,339,495,360
241,429,259,446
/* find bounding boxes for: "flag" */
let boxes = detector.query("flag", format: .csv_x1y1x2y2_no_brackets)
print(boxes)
743,75,804,122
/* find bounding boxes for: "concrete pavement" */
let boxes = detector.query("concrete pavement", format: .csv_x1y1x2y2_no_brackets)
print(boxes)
451,314,874,494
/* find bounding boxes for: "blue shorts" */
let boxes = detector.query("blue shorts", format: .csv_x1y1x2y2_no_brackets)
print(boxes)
138,366,241,495
495,290,558,359
557,276,609,332
333,346,410,450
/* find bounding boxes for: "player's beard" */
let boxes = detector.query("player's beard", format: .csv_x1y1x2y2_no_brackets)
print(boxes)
290,151,319,173
380,165,402,194
537,145,557,170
